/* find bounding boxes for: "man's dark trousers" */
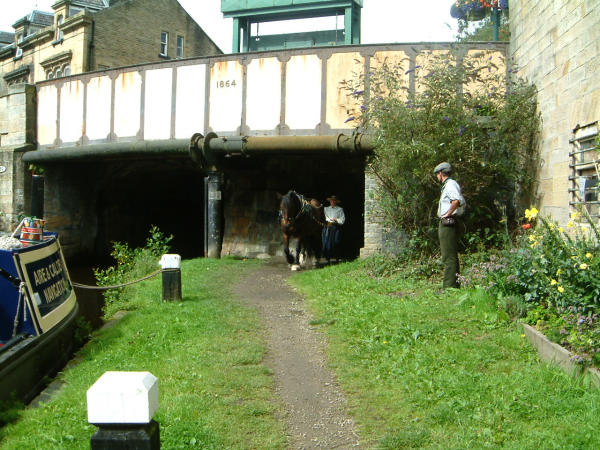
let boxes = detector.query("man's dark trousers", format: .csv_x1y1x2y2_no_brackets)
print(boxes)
438,220,459,288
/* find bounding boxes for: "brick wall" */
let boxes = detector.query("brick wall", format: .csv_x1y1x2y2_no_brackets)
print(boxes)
92,0,222,70
510,0,600,224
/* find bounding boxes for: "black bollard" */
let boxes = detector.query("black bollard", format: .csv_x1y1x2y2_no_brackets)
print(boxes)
87,372,160,450
162,269,181,301
159,254,181,301
91,420,160,450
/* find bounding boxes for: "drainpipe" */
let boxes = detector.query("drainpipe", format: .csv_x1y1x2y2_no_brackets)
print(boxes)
205,170,223,259
88,19,95,72
30,174,44,219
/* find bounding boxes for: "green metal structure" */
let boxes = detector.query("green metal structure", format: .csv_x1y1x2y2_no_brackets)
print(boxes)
221,0,362,52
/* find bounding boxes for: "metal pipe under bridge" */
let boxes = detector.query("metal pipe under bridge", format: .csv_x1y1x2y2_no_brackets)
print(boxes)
23,133,375,165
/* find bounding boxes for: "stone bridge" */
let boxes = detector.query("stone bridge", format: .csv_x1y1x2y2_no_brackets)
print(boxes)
16,42,507,260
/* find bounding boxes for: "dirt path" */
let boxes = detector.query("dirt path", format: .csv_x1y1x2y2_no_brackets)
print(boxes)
233,259,361,449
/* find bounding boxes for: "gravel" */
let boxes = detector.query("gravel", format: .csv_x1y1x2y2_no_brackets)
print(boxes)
233,259,361,449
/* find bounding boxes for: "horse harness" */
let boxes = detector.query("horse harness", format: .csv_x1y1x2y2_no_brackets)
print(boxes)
283,191,326,228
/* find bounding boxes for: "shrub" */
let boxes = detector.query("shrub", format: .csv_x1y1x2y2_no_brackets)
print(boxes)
344,48,540,254
94,225,173,317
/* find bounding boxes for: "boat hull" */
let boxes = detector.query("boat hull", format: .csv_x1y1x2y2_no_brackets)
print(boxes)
0,302,79,404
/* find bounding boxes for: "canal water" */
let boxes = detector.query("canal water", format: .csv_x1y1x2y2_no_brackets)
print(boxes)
68,264,105,330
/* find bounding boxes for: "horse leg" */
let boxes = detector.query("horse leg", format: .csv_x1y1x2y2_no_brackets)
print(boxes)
282,233,294,264
295,238,302,266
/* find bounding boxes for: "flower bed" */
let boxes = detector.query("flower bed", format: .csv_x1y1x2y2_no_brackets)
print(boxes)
462,205,600,368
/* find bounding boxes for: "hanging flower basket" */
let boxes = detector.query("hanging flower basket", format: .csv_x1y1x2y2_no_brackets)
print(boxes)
450,0,507,21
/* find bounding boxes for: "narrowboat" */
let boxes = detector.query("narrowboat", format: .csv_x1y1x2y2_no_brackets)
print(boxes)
0,233,78,404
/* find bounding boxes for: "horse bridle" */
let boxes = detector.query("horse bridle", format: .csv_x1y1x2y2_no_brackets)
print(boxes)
286,191,326,227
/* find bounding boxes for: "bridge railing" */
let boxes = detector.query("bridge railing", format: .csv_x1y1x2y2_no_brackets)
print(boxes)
36,42,508,149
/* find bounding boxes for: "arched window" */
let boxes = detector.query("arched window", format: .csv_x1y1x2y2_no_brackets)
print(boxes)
47,71,54,79
55,68,62,78
63,64,70,76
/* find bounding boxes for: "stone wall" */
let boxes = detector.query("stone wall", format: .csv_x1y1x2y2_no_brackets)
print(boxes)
510,0,600,224
0,84,35,230
360,171,383,257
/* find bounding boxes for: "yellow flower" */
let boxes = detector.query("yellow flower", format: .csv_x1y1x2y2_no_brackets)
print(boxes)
556,268,562,275
548,222,555,230
528,234,537,242
571,211,580,220
557,286,565,293
550,279,557,285
567,220,575,228
558,227,564,233
525,207,539,221
580,263,588,270
586,252,593,259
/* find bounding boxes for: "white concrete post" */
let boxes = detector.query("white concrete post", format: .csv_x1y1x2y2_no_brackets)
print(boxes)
87,371,160,449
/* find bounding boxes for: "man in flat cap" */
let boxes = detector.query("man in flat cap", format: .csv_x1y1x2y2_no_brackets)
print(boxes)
434,162,465,289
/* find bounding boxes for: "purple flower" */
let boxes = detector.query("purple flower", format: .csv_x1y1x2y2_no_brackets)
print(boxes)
352,90,364,96
344,116,355,123
458,126,466,136
443,116,450,121
360,105,367,111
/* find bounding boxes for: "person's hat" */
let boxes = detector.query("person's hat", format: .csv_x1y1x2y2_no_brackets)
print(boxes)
433,162,452,174
327,195,341,203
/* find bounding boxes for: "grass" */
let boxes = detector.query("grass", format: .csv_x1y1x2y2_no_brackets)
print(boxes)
0,257,287,449
291,260,600,449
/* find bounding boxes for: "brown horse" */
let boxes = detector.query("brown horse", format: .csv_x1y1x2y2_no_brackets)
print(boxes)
278,190,325,268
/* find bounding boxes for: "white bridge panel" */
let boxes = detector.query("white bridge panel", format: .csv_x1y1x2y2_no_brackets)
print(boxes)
175,64,206,139
59,80,84,144
86,76,111,141
246,58,281,132
326,52,364,129
286,55,321,130
37,85,57,146
209,60,243,133
144,68,172,140
114,71,142,138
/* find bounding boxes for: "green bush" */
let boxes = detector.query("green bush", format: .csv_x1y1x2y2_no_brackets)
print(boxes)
344,48,540,253
94,225,172,318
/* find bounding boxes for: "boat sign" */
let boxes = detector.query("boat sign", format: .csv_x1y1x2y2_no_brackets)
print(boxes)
12,237,76,334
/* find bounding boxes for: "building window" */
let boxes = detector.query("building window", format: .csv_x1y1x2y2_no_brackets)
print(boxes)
570,122,599,220
15,33,23,58
47,71,54,79
57,15,64,40
63,64,70,76
176,35,184,58
160,32,168,56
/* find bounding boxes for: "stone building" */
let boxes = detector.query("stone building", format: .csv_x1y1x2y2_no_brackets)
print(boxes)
0,0,222,230
0,0,221,93
509,0,599,224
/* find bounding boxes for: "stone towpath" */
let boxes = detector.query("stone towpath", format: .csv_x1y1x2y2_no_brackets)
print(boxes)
233,259,361,449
